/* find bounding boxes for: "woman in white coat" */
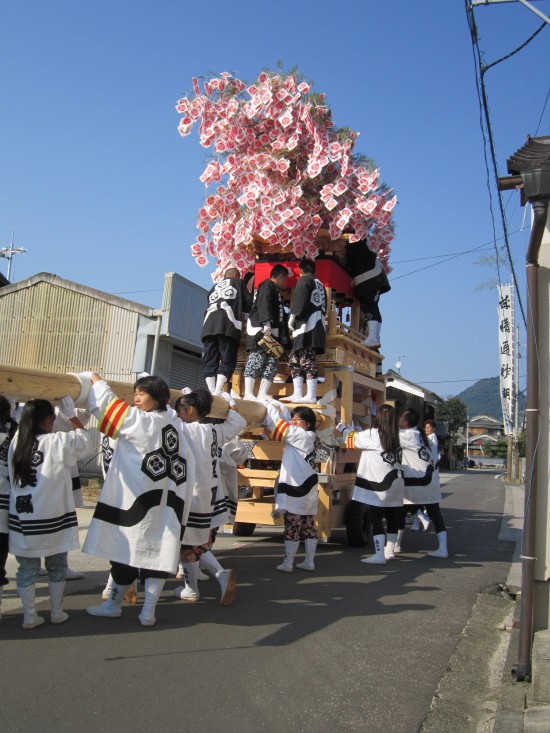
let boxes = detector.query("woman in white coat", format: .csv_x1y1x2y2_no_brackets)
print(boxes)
338,404,405,564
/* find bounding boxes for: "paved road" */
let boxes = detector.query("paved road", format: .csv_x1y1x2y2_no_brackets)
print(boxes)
1,471,517,733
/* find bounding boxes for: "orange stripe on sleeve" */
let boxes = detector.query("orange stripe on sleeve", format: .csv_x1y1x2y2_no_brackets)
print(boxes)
346,432,357,449
99,398,130,439
271,419,290,443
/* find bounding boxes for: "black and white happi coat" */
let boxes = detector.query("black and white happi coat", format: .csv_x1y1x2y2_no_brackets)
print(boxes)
201,276,253,344
246,278,289,351
289,274,327,354
264,402,318,516
345,240,391,302
180,409,247,546
218,437,250,524
0,421,15,535
8,429,89,558
345,428,405,508
82,380,193,574
400,428,441,505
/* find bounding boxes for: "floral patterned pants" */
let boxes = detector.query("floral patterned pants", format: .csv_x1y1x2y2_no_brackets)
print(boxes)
288,348,318,379
283,512,318,542
244,349,279,381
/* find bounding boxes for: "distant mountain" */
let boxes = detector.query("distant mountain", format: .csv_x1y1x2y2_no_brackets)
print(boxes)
455,377,525,421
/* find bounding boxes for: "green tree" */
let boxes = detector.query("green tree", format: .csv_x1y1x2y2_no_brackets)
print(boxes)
437,397,468,437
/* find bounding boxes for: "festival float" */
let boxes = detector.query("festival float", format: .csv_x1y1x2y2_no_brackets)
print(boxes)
177,69,397,545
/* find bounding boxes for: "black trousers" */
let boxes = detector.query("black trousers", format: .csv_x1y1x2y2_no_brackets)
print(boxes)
399,504,446,533
110,561,170,585
201,335,239,380
368,505,399,535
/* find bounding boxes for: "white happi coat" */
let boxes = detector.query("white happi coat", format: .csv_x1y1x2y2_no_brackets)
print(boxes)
346,428,405,508
219,437,250,524
264,402,318,516
428,432,440,469
0,422,14,534
400,428,441,505
180,409,247,546
83,380,193,574
53,407,91,508
8,429,89,558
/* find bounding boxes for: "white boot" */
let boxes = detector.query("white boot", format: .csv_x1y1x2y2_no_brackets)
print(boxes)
281,376,303,402
428,530,448,558
175,561,200,602
205,376,216,394
139,578,165,626
384,533,398,561
394,529,405,553
213,374,227,396
361,534,386,564
296,538,317,571
256,378,272,401
276,540,300,572
243,376,256,401
87,582,130,617
362,320,381,348
49,581,69,624
101,573,114,599
300,378,318,404
18,585,46,629
217,569,237,606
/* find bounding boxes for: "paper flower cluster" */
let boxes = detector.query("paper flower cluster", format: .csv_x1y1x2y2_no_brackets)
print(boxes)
176,70,396,281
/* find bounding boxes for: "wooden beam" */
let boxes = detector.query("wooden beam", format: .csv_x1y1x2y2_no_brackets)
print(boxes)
0,364,266,425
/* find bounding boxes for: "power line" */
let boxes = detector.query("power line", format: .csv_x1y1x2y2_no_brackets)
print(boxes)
535,85,550,135
465,1,532,327
390,226,525,266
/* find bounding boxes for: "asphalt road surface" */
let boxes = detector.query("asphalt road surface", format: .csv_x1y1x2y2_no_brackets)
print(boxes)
1,470,517,733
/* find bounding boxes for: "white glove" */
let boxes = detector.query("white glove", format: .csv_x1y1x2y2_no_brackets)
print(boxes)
78,371,95,381
288,315,296,330
262,322,272,335
220,391,236,407
59,396,76,420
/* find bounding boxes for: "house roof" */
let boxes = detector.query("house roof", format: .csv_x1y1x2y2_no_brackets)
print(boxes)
470,415,503,427
0,272,153,316
384,369,443,403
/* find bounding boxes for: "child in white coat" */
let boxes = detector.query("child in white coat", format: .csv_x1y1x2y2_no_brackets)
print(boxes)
262,400,319,572
9,397,88,629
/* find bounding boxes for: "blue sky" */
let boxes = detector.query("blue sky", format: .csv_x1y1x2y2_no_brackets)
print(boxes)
1,1,548,396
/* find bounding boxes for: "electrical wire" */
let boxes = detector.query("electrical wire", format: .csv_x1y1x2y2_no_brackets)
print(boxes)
535,85,550,135
465,1,532,327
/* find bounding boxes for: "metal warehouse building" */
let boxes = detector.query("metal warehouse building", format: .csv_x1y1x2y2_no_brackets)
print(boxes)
0,270,208,473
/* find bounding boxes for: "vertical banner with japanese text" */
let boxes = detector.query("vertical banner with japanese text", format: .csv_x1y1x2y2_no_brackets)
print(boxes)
497,284,515,435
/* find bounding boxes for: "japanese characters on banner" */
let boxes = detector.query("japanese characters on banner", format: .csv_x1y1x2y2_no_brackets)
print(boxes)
497,284,515,435
176,71,396,281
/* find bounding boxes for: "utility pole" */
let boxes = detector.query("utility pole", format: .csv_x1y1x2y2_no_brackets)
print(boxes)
0,230,27,282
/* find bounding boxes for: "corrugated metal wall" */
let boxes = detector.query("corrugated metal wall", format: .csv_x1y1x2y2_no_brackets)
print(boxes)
0,281,140,376
162,273,207,350
170,348,202,389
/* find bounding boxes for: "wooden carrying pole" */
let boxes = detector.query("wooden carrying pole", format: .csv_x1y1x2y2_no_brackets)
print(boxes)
0,365,266,425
